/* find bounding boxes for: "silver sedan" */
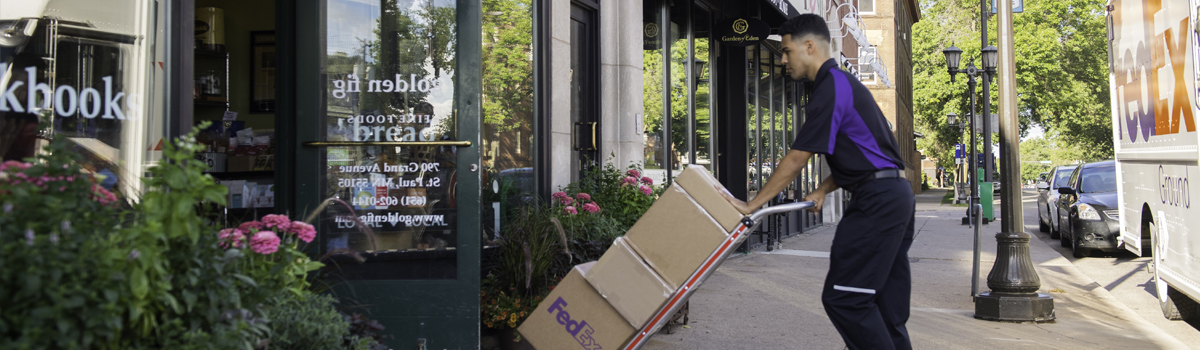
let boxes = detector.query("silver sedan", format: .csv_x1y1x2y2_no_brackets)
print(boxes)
1038,164,1077,239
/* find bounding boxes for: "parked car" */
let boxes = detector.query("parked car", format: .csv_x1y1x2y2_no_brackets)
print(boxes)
1054,160,1119,258
1038,164,1078,238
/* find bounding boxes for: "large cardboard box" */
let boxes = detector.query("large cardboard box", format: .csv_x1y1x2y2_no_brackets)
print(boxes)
584,237,674,329
623,185,729,289
674,165,744,232
518,262,636,350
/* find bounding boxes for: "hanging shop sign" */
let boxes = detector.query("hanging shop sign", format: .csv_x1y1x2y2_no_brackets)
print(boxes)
715,18,769,47
643,22,661,50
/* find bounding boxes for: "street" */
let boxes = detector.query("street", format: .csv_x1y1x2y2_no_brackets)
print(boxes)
1022,188,1200,347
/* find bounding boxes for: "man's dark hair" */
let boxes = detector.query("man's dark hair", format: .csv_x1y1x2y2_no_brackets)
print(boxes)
780,14,831,44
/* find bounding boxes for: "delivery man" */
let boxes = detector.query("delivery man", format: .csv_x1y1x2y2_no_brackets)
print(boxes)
719,14,915,350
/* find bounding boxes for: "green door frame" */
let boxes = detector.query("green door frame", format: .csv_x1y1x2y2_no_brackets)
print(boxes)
280,0,482,348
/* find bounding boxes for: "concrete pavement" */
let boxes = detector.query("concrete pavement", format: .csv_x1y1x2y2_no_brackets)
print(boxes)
643,188,1194,349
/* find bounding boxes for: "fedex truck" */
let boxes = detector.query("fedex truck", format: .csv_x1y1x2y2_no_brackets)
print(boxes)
1108,0,1200,320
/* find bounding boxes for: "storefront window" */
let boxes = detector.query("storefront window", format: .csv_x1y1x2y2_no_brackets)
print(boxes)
642,0,667,175
318,0,459,258
642,0,715,184
480,0,535,242
1,1,166,201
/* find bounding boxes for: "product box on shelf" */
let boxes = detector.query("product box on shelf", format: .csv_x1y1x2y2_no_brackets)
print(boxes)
583,236,674,330
227,155,257,172
518,262,637,350
224,180,246,209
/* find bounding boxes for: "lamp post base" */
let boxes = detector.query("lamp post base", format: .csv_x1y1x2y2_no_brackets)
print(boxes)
974,291,1056,322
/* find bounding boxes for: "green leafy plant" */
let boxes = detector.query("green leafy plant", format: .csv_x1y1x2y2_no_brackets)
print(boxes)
0,140,132,349
481,203,571,330
264,293,376,350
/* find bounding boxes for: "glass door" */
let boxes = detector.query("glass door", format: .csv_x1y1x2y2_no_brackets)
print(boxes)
291,0,482,347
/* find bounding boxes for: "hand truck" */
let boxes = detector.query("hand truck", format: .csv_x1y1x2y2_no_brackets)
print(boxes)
621,201,817,350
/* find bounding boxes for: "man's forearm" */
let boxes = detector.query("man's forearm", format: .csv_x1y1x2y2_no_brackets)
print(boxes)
815,176,839,196
747,150,813,210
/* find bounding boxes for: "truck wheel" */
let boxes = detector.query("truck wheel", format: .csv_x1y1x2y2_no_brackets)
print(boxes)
1152,223,1198,321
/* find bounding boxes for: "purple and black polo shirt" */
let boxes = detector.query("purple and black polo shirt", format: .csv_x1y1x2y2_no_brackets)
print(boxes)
791,58,905,188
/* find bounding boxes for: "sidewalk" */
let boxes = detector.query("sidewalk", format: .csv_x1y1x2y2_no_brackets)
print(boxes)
643,188,1192,349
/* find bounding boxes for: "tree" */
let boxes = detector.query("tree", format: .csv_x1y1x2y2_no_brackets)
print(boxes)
481,0,533,131
913,0,1112,171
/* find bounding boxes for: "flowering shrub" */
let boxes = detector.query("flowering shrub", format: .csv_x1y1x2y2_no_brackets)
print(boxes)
222,213,324,297
1,127,373,349
480,273,553,329
562,162,663,229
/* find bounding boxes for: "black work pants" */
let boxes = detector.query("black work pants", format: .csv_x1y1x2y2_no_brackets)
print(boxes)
822,177,915,350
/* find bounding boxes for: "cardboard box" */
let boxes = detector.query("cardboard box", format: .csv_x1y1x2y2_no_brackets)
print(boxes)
518,262,636,350
674,165,745,232
624,184,730,289
584,237,674,329
227,155,257,172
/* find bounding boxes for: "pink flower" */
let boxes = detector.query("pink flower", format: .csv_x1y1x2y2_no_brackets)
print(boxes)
552,191,568,200
261,214,292,231
219,228,246,248
641,176,654,185
559,196,574,205
238,220,265,232
639,185,653,196
249,230,281,255
575,193,591,202
563,206,578,215
621,176,638,187
290,221,316,243
626,169,640,178
0,160,30,172
90,184,117,205
582,202,601,213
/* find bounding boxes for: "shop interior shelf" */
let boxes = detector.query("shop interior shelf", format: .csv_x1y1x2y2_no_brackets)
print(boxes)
194,99,229,107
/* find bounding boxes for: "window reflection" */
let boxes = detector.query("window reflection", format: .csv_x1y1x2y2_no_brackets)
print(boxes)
480,0,535,243
320,0,459,255
0,1,161,202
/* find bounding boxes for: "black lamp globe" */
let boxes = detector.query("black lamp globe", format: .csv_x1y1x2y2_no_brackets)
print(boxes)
981,45,998,71
942,45,963,73
947,112,959,127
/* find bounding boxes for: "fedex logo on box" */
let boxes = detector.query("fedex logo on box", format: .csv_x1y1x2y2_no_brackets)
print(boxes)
546,297,601,350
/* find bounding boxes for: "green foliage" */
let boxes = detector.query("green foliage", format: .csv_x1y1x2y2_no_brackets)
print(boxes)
0,139,131,349
480,272,549,329
914,0,1113,169
482,0,534,131
1,125,375,349
124,126,270,349
264,293,374,350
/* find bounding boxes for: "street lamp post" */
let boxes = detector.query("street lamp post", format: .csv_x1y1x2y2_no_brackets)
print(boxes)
947,112,966,205
976,0,1056,323
942,45,995,224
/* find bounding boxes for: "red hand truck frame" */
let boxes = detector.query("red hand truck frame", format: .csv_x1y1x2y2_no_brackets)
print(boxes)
621,201,817,350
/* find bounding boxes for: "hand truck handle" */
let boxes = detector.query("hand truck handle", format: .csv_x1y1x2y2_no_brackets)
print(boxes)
747,201,816,223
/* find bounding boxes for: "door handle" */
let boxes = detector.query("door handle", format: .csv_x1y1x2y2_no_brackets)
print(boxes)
573,122,597,151
302,141,472,147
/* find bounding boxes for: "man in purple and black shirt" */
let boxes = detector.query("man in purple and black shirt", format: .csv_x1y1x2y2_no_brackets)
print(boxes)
720,13,915,350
